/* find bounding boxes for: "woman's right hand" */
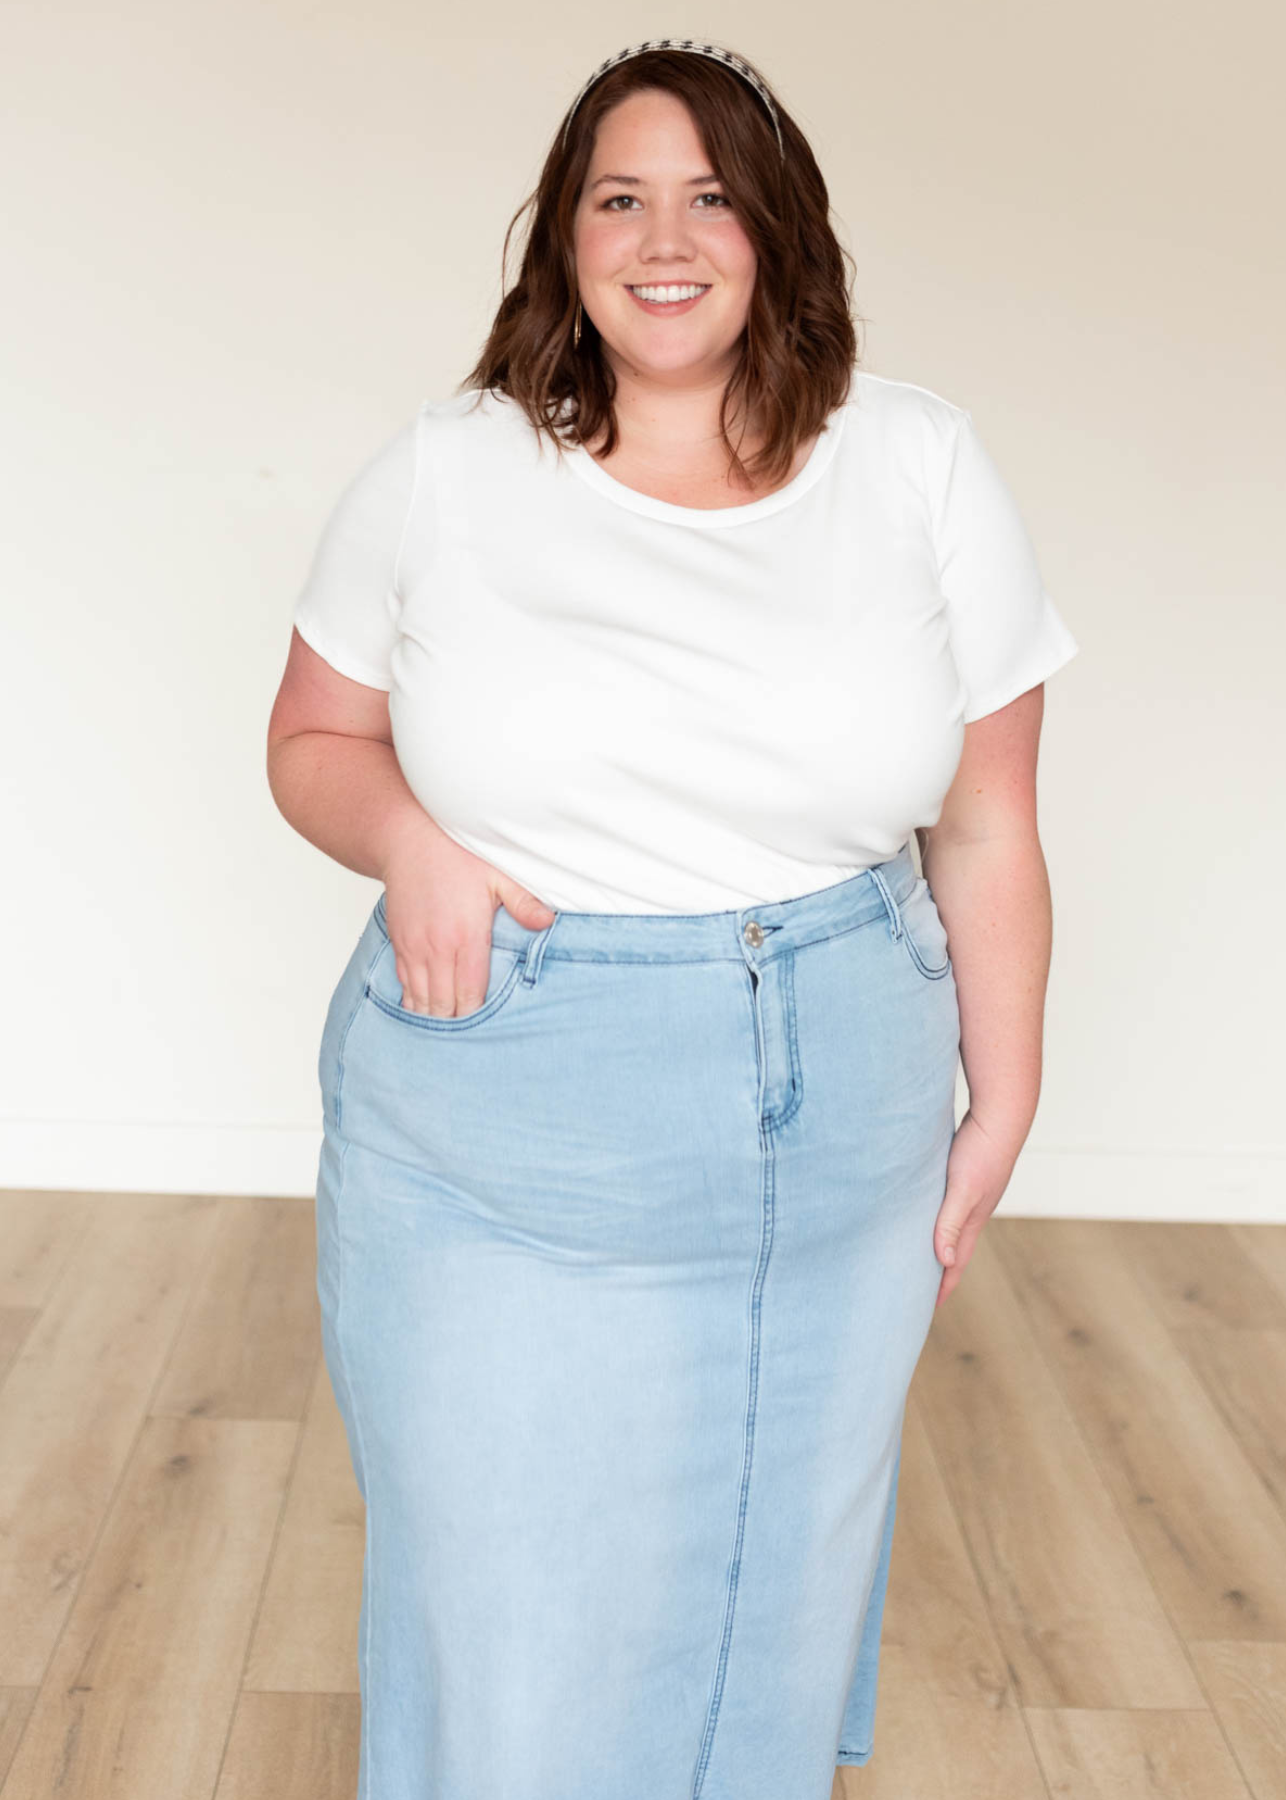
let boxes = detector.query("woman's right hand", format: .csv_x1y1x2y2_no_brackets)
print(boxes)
378,820,558,1017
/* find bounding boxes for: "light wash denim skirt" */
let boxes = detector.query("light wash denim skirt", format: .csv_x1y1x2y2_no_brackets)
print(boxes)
312,836,959,1800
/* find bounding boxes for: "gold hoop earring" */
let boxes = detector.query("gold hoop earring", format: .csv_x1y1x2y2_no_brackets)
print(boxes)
573,298,582,350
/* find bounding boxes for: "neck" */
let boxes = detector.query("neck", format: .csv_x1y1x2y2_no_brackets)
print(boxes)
601,354,757,457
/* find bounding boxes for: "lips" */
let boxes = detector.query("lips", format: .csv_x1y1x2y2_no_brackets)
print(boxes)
624,285,712,317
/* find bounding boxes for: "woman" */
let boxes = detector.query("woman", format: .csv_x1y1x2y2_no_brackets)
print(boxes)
268,39,1079,1800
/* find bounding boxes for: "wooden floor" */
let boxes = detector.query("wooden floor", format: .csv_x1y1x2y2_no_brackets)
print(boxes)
1,1192,1284,1799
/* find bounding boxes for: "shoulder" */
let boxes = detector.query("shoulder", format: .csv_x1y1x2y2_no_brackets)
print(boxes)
417,386,529,438
412,386,543,472
845,369,969,441
838,371,974,499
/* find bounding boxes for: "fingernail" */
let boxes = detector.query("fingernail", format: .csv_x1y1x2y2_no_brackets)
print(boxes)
942,1246,955,1265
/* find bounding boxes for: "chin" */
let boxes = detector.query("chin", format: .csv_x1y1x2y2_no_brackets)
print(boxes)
615,332,728,370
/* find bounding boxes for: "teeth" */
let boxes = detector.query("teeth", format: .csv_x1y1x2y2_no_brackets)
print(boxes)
629,284,709,303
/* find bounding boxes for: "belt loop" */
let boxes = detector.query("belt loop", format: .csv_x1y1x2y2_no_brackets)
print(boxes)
520,915,559,986
867,865,903,941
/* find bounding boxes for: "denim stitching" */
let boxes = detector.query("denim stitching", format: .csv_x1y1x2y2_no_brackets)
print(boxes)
371,895,541,1010
364,961,525,1030
520,916,558,985
334,928,386,1133
329,932,384,1800
761,951,804,1131
691,1009,778,1795
501,909,905,966
897,882,952,981
363,933,525,1030
349,1368,375,1800
866,865,904,941
903,936,952,981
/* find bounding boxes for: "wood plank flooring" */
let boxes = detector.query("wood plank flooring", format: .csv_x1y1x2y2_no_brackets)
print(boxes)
0,1191,1281,1799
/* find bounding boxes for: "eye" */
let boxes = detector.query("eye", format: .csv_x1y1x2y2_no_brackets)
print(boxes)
599,192,732,212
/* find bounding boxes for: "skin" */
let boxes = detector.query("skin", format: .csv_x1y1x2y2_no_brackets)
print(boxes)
918,687,1056,1308
268,86,1057,1307
571,87,818,503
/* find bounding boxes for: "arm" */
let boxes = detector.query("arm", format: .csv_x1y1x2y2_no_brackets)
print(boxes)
920,681,1055,1295
268,627,556,1016
267,627,447,879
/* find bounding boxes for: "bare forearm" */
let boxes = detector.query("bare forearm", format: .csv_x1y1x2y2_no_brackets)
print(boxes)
920,831,1053,1157
267,731,445,881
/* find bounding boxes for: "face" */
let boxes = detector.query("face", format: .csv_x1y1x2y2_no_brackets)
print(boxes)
571,88,758,387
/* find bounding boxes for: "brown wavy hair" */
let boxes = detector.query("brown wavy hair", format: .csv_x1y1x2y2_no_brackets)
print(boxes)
459,47,863,490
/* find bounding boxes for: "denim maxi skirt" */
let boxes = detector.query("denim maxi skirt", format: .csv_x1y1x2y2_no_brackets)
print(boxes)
312,836,960,1800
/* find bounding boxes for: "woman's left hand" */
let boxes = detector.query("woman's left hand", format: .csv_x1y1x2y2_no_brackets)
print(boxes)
933,1108,1019,1306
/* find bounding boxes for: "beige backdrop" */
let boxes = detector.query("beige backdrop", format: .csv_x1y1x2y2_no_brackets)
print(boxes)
2,2,1282,1216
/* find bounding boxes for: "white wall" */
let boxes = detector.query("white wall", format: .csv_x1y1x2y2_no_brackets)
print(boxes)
3,1,1281,1216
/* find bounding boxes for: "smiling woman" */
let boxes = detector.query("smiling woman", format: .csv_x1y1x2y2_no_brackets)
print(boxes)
275,37,1080,1800
463,41,856,489
571,92,764,452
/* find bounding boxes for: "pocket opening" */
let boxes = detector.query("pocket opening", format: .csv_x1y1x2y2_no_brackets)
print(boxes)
899,879,953,981
363,934,526,1030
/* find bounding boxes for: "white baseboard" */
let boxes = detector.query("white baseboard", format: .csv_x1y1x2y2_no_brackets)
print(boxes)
0,1120,323,1199
0,1123,1281,1220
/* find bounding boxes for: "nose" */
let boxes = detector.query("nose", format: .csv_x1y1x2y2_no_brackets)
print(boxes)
637,203,699,261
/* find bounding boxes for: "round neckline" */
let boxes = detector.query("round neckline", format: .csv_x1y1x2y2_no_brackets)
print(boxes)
564,403,848,529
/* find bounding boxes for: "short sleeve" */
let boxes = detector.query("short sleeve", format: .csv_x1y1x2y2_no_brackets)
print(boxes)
931,407,1079,724
290,411,421,691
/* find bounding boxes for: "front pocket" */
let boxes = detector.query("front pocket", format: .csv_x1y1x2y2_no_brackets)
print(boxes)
898,878,952,981
363,931,525,1030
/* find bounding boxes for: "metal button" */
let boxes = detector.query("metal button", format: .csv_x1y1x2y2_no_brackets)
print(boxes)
743,920,765,947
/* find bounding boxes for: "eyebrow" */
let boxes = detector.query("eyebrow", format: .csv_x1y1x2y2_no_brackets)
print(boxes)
589,173,722,189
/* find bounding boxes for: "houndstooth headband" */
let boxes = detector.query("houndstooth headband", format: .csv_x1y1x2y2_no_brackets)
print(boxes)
562,40,785,161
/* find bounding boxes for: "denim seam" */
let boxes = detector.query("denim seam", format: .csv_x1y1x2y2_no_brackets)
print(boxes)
364,955,525,1030
761,952,803,1131
866,865,904,940
373,889,534,983
520,917,557,984
331,933,385,1800
903,936,952,981
336,1201,376,1800
509,909,904,967
331,930,385,1334
897,886,952,981
334,941,383,1135
691,1040,778,1795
